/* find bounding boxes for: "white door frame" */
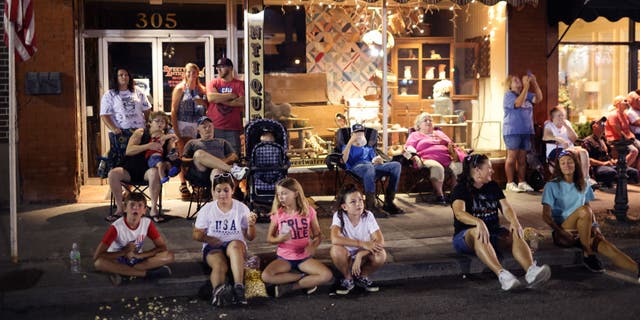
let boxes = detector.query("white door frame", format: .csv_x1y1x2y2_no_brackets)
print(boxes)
81,31,229,181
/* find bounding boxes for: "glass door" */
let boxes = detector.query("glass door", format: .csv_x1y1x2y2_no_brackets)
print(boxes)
82,36,215,180
158,38,213,113
98,39,157,161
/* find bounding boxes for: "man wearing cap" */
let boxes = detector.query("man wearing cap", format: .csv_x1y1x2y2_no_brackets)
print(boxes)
342,124,403,217
583,117,638,188
206,57,245,155
182,116,249,191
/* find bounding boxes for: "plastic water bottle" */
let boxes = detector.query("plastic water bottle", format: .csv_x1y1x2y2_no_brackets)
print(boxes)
70,242,81,273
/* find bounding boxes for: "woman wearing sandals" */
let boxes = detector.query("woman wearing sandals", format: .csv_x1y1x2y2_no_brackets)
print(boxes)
451,154,551,291
106,111,172,223
542,150,640,279
171,63,207,199
193,173,256,307
331,184,386,295
261,178,333,298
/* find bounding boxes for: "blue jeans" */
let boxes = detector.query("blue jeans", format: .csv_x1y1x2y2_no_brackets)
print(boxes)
350,161,401,194
214,128,241,156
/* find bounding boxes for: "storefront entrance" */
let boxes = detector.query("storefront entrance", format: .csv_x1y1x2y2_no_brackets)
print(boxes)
80,33,228,182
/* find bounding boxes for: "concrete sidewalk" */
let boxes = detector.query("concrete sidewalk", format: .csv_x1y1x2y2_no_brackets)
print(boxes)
1,185,639,309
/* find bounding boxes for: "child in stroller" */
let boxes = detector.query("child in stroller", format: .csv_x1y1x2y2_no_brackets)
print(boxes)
244,119,290,221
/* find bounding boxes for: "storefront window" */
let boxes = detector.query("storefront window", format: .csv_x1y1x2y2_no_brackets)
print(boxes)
559,45,628,121
559,18,632,123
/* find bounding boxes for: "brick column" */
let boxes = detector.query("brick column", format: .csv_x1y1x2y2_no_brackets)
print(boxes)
507,0,558,125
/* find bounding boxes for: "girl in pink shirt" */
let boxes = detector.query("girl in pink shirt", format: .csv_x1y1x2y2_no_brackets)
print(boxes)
261,178,333,298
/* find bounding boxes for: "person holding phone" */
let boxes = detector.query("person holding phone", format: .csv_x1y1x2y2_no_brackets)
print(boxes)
342,124,404,217
503,71,543,193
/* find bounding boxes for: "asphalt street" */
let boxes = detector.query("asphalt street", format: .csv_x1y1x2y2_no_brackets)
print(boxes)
2,266,639,320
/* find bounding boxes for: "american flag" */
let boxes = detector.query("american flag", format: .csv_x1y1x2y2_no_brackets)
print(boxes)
3,0,36,61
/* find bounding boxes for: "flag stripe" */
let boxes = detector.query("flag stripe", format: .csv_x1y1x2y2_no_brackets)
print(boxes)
4,0,37,61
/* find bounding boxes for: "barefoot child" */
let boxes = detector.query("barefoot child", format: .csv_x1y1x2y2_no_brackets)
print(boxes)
261,178,333,298
145,112,180,184
330,184,386,295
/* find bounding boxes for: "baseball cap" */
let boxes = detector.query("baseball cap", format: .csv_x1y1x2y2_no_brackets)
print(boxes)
197,116,212,126
590,116,607,127
215,58,233,68
351,123,365,132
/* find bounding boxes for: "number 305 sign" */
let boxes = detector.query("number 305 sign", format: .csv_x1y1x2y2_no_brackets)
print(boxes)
135,12,178,29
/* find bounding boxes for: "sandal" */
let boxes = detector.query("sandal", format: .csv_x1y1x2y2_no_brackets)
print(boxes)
105,213,122,222
151,214,166,223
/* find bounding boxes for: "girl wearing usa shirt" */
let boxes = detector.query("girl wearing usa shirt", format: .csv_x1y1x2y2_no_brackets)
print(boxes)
193,173,257,307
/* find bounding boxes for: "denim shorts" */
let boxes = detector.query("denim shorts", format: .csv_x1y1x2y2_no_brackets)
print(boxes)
117,256,146,266
503,134,532,151
452,227,509,255
202,242,231,263
277,255,310,272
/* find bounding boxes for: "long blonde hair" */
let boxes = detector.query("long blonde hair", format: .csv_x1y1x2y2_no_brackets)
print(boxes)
271,177,310,217
182,63,206,93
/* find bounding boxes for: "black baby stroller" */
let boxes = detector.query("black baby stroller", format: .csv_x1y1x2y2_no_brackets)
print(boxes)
244,118,290,222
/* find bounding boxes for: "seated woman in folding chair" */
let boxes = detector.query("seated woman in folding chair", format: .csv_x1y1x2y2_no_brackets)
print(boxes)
404,112,466,205
542,106,590,182
342,124,403,218
106,111,173,223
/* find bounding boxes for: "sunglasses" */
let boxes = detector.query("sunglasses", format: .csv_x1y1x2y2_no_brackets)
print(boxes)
558,150,573,158
213,172,232,180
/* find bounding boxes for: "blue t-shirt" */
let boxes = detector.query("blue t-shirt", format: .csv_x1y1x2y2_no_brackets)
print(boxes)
503,91,535,135
541,179,595,225
342,145,376,170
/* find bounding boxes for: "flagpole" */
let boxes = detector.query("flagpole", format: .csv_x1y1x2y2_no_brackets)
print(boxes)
8,13,19,263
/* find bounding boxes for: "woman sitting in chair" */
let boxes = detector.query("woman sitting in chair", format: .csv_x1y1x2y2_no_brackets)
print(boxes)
542,106,590,181
106,111,170,223
404,112,466,205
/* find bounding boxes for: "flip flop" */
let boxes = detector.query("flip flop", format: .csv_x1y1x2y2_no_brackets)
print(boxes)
105,213,123,222
151,215,166,223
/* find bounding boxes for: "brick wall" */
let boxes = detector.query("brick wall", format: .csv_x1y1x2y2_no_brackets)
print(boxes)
17,0,79,202
507,0,558,125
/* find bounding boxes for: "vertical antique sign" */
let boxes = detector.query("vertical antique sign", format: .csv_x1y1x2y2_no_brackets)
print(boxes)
245,0,265,120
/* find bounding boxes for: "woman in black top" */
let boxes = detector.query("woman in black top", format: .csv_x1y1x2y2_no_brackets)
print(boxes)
106,111,169,223
451,154,550,291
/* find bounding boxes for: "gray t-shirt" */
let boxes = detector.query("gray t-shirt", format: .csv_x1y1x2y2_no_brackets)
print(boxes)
183,138,234,162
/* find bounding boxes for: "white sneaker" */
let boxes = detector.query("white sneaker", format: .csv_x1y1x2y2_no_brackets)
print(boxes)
498,269,521,291
230,164,249,180
506,182,523,193
517,182,535,192
525,262,551,288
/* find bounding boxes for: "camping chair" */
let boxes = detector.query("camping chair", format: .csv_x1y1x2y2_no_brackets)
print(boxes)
109,180,163,216
403,127,461,201
325,127,388,204
185,174,212,220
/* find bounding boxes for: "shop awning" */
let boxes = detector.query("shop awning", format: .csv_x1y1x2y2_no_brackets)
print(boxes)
549,0,640,25
344,0,538,6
